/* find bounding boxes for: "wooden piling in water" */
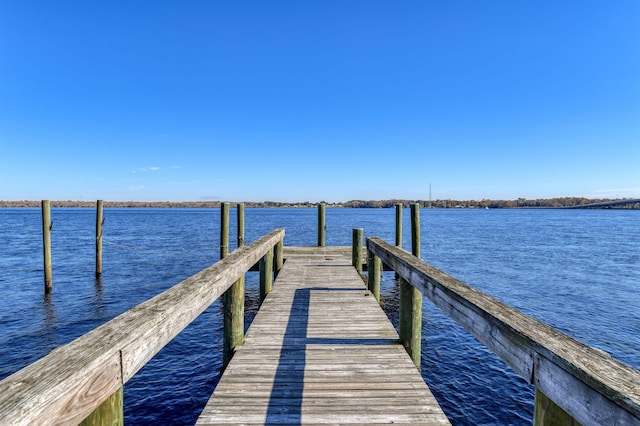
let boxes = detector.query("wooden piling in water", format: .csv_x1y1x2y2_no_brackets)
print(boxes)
317,203,326,247
352,228,363,274
95,200,103,277
411,203,420,257
41,200,52,293
220,202,229,259
237,203,244,248
395,203,402,247
399,203,422,367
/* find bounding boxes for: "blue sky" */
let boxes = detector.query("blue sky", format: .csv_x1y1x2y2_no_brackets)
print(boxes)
1,1,638,202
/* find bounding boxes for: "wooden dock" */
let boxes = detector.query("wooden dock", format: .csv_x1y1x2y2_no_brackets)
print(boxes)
197,247,450,425
2,203,639,425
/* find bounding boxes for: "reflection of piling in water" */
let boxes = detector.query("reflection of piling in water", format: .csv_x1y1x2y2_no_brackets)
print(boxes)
42,293,56,332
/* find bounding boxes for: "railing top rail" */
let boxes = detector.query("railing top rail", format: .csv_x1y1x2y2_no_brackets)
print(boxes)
367,236,640,426
0,228,284,426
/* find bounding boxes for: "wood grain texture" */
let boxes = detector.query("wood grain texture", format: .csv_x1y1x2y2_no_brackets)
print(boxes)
197,247,450,425
368,237,640,426
0,229,284,426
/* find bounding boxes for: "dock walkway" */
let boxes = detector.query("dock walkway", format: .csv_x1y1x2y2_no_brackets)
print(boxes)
196,247,450,425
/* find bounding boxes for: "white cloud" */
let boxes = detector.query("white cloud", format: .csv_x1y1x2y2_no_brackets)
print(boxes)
132,166,161,173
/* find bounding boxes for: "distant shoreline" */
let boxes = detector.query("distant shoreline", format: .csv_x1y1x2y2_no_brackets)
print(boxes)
1,197,638,209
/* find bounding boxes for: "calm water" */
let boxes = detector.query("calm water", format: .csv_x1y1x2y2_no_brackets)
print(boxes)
0,207,638,425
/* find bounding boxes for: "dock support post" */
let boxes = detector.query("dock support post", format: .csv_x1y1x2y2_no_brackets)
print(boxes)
318,203,325,247
79,386,123,426
352,228,363,274
400,203,422,367
260,248,274,302
274,238,284,279
96,200,103,277
367,248,381,302
533,389,580,426
395,203,402,279
222,202,244,366
41,200,52,293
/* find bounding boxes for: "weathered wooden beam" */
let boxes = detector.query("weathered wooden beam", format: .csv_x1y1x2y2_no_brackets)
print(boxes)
0,229,285,426
367,236,640,426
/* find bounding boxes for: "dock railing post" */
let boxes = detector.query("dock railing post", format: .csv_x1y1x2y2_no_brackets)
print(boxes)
260,248,274,302
352,228,363,274
41,200,52,293
274,238,284,279
533,388,580,426
222,202,244,366
367,245,381,302
96,200,103,277
400,203,422,367
79,386,123,426
318,203,325,247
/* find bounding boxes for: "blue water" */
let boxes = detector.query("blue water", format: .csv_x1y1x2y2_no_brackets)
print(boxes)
0,207,638,425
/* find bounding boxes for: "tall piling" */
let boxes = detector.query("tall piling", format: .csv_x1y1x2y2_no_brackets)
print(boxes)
41,200,52,293
399,203,422,367
96,200,103,277
318,203,326,247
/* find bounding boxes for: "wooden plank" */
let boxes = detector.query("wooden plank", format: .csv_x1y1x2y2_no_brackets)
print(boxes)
0,229,284,426
197,248,450,425
368,237,640,426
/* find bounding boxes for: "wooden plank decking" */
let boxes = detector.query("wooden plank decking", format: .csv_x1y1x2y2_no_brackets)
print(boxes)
197,247,450,425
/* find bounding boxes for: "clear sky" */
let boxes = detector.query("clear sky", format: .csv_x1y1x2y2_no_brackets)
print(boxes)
1,1,638,203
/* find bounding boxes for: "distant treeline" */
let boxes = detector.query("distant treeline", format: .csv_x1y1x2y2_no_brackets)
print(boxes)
0,197,637,209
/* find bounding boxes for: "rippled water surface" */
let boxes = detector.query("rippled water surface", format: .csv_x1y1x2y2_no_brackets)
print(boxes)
1,207,638,425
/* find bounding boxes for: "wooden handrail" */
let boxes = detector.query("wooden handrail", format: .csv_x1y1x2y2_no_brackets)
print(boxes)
367,236,640,426
0,228,284,426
